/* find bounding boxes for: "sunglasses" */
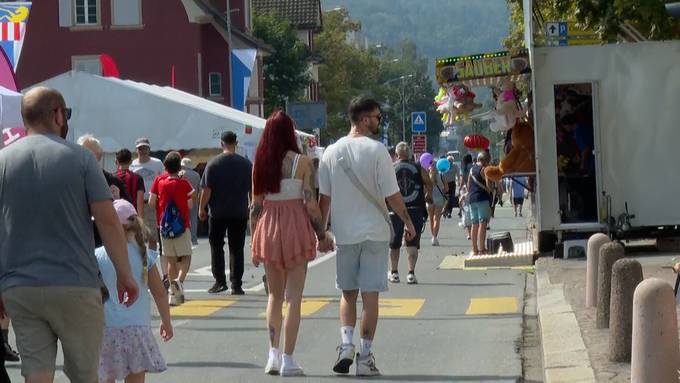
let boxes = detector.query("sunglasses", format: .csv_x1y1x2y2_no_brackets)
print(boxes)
55,107,72,121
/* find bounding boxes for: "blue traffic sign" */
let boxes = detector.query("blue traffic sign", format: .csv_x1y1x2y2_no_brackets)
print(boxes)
411,112,427,133
558,22,568,36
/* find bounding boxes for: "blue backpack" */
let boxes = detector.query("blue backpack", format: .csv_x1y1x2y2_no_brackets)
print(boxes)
160,199,185,239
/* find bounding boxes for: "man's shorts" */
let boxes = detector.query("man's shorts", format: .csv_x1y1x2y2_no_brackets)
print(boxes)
389,208,424,250
336,241,389,293
469,201,492,225
513,198,524,206
160,230,192,257
143,203,159,242
3,286,104,381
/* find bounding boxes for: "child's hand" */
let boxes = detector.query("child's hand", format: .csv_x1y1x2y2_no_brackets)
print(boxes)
161,322,174,342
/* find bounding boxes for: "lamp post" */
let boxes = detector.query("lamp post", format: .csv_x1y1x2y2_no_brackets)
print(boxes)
383,74,414,143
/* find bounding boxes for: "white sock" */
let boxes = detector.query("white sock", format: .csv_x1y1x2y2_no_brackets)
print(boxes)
360,338,372,356
340,326,354,345
282,353,296,366
269,347,280,357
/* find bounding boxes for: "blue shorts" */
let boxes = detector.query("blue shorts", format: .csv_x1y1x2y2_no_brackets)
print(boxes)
336,241,389,293
469,201,491,224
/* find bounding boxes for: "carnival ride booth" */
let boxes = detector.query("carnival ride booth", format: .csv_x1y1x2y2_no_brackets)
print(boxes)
32,71,316,171
435,49,535,190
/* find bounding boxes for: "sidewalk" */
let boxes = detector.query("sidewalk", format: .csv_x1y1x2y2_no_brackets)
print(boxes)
536,245,680,382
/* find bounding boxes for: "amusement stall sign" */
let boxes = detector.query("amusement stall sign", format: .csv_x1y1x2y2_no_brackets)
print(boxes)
435,49,531,85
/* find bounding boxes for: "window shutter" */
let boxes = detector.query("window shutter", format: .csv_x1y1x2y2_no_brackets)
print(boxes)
59,0,73,27
112,0,141,26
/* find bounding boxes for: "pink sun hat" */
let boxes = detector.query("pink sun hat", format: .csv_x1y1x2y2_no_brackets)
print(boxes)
113,199,138,225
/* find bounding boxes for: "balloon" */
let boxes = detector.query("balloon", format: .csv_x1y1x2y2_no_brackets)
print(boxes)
464,134,490,150
436,158,451,173
419,153,433,168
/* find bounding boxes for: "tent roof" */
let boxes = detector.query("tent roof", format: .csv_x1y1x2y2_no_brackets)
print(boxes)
33,71,271,152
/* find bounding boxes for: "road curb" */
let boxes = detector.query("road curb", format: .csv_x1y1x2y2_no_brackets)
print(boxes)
536,258,596,383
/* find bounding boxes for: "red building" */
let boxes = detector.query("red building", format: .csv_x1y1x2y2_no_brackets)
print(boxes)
16,0,269,116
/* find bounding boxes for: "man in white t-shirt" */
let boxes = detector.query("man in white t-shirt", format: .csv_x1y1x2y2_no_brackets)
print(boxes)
318,97,416,377
130,137,164,253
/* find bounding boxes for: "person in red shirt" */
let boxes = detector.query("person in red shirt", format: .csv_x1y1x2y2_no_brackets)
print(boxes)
115,148,146,216
150,151,194,306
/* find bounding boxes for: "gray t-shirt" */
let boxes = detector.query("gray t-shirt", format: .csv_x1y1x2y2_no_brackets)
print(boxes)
182,166,201,196
0,134,112,290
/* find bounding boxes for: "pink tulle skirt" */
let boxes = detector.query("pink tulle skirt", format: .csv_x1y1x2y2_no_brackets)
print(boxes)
252,199,317,270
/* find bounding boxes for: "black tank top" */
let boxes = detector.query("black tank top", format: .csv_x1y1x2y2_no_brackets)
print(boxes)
393,160,424,209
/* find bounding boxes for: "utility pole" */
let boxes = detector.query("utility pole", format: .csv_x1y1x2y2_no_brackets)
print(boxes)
226,1,234,108
401,78,406,142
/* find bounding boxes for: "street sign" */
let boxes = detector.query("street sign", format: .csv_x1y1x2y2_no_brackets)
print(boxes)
412,134,427,160
545,21,601,46
411,111,427,133
546,22,559,37
286,102,327,132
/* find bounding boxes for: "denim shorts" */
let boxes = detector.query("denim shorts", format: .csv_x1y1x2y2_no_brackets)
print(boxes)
469,201,491,224
336,241,389,293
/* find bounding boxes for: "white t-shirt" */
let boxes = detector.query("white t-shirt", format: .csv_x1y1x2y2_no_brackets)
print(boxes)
319,136,400,245
130,157,164,200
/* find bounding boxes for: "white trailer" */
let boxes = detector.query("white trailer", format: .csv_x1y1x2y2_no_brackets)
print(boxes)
529,40,680,251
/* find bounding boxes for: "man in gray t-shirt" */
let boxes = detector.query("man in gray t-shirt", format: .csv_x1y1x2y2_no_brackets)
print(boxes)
0,87,138,382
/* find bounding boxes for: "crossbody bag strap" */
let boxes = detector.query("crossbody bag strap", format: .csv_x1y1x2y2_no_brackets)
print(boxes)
470,168,491,194
338,150,394,237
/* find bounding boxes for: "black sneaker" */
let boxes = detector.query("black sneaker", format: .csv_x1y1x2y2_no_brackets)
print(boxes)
208,282,228,294
4,342,19,362
231,287,245,296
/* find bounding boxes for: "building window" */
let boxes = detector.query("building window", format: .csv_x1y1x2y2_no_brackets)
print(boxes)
72,56,102,75
75,0,99,25
209,73,222,97
112,0,142,26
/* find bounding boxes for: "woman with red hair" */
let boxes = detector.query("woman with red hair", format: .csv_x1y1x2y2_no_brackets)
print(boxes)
250,110,325,377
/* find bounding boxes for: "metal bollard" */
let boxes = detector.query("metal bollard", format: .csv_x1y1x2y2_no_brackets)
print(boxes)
631,278,680,383
596,242,624,328
586,233,610,307
608,258,643,362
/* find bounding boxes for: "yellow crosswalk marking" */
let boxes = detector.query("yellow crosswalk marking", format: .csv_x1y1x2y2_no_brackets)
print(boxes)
379,298,425,317
258,298,333,318
171,299,237,317
465,297,518,315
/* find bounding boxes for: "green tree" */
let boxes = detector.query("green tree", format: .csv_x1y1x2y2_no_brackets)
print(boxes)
316,8,381,142
252,12,310,116
504,0,679,48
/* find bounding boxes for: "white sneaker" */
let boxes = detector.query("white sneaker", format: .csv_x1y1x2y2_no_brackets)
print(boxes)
407,272,418,285
175,280,185,304
333,343,355,374
264,349,281,375
432,237,439,246
169,281,180,306
356,353,381,376
281,356,305,377
388,271,400,283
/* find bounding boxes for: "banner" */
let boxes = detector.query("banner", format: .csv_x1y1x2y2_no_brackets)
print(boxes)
436,49,530,84
231,49,257,112
0,2,31,71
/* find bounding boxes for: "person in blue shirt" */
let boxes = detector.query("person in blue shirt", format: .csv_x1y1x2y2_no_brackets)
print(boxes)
96,199,173,383
511,177,527,217
466,152,493,255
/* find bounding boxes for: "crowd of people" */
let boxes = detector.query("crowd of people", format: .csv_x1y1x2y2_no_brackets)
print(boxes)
0,87,530,382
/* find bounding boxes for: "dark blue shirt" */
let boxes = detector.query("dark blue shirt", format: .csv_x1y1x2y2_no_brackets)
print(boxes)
468,164,491,203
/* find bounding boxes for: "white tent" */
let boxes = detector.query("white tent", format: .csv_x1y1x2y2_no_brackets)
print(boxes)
33,71,268,153
0,85,24,149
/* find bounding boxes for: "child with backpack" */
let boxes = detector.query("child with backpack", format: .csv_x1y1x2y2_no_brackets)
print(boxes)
150,151,194,306
96,199,173,383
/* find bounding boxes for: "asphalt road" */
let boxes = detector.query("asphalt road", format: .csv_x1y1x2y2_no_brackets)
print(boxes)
6,204,537,383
